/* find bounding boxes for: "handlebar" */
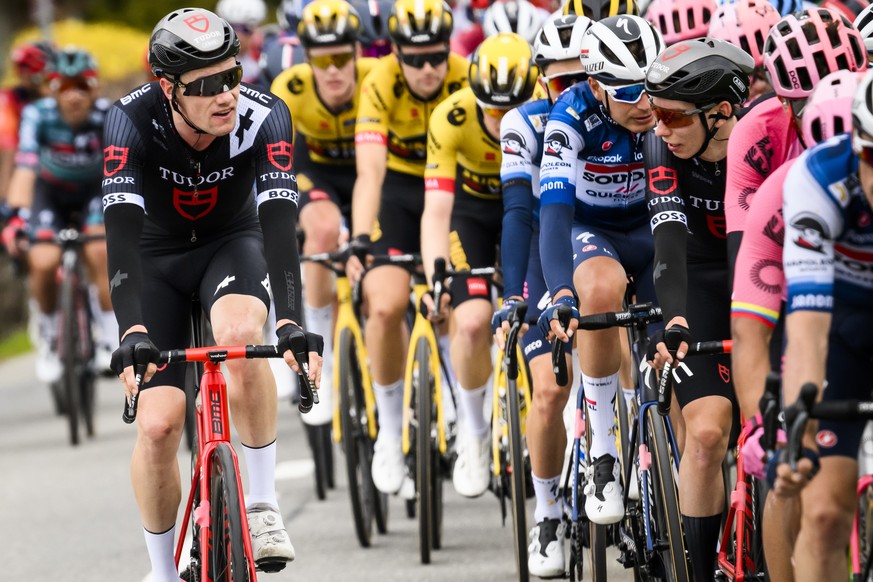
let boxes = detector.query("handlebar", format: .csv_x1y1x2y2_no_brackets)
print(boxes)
504,302,528,381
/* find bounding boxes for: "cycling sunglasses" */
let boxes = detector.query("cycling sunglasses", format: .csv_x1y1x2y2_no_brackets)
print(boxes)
309,51,355,70
855,134,873,166
651,102,705,129
178,64,243,97
479,102,512,118
602,82,646,104
397,50,450,69
542,71,587,96
54,76,92,93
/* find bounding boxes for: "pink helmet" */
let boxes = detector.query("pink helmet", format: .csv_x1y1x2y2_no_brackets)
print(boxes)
801,70,864,144
762,7,866,101
645,0,717,44
708,0,780,68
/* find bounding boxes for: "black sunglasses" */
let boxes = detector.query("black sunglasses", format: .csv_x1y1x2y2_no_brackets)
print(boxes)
178,65,243,97
397,50,449,69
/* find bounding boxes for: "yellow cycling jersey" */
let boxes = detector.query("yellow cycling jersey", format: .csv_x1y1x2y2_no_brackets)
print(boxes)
271,58,377,165
355,52,469,177
425,85,546,200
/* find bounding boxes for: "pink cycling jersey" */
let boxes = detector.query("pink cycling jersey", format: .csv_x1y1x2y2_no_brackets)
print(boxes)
731,160,794,328
725,96,804,234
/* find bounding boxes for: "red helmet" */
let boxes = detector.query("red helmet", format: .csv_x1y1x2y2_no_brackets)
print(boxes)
11,41,54,78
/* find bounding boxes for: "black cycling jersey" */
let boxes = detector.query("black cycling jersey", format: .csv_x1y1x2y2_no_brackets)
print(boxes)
101,81,301,334
643,131,728,324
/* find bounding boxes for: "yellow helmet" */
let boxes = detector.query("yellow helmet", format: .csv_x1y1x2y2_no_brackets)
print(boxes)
469,33,539,107
388,0,453,46
562,0,639,19
298,0,362,48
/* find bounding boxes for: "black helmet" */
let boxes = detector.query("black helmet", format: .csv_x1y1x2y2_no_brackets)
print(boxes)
149,8,240,79
645,37,755,107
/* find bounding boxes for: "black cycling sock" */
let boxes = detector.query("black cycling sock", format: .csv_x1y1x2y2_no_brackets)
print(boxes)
681,513,722,582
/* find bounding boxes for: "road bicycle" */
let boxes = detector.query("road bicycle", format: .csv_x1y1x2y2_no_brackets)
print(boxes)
491,301,533,581
121,334,315,580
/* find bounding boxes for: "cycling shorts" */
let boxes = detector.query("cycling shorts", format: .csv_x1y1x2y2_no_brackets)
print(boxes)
371,169,424,263
669,262,734,409
294,139,355,221
27,179,103,240
139,230,272,391
816,305,873,459
448,188,501,307
521,227,551,361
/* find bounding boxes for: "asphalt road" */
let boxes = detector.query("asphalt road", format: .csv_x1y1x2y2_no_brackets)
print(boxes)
0,352,631,581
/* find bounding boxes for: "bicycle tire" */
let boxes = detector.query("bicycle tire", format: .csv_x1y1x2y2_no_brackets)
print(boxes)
74,267,96,438
585,403,608,582
307,422,330,500
59,264,81,446
414,336,435,564
857,483,873,582
80,369,96,437
208,442,251,582
338,328,377,547
506,373,530,581
647,407,690,582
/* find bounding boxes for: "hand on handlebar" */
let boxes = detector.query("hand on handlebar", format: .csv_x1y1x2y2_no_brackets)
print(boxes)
344,234,371,284
111,331,160,401
1,215,27,257
492,298,529,350
646,319,691,370
536,295,579,343
420,288,452,323
277,322,324,387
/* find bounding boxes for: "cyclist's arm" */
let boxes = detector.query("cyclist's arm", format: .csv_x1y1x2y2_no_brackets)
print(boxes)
538,112,583,300
422,106,461,284
7,102,40,209
6,166,36,209
499,108,535,301
0,92,19,201
351,141,387,238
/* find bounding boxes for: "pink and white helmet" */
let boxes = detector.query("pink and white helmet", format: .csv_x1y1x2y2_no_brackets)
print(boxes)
646,0,717,44
708,0,780,68
801,70,865,144
762,7,866,101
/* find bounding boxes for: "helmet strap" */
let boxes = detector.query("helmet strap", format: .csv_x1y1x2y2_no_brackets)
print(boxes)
693,110,728,159
171,81,208,135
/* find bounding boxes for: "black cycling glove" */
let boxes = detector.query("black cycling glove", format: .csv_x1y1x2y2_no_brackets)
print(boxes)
646,324,692,362
276,323,325,362
110,332,160,376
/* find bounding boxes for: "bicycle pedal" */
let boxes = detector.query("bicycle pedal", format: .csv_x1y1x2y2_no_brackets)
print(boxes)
256,557,289,573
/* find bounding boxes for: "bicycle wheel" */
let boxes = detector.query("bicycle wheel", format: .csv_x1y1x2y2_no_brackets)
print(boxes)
857,482,873,582
338,328,380,547
585,405,608,582
58,265,81,446
646,407,690,582
207,442,251,582
76,275,96,438
306,422,331,500
506,373,530,581
413,336,436,564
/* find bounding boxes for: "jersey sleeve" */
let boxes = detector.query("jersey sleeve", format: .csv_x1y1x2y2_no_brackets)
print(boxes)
355,60,394,147
0,91,19,151
643,132,688,323
782,152,844,314
500,107,538,299
14,103,40,169
101,104,148,335
725,112,774,234
424,98,461,194
254,97,303,324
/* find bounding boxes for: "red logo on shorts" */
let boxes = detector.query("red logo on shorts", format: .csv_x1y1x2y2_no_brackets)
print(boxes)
267,141,293,171
582,244,597,252
816,430,838,448
466,277,489,297
648,166,678,195
103,145,129,177
184,14,209,33
860,212,871,228
173,187,218,220
718,363,730,383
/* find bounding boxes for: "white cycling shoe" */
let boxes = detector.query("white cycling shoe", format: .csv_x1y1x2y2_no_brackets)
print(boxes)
584,454,625,525
528,518,566,578
452,431,491,498
372,435,406,494
246,503,295,571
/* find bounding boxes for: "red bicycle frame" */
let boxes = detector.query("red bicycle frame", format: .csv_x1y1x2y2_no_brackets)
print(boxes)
852,474,873,580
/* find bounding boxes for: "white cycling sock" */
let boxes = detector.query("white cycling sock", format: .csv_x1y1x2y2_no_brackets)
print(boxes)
143,526,178,582
373,379,404,441
100,310,119,349
438,334,457,424
38,311,58,342
622,387,635,413
242,440,279,509
583,372,619,459
303,302,333,378
456,383,489,438
532,473,562,522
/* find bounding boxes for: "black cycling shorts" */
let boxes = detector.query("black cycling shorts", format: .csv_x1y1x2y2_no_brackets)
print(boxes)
371,169,425,261
27,179,103,239
671,261,735,409
139,230,272,390
294,138,355,221
448,187,502,306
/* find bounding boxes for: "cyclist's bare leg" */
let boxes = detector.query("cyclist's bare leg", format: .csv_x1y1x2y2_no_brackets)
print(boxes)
449,298,493,390
210,294,276,446
792,456,857,582
527,352,571,478
130,385,186,532
28,242,61,313
82,225,112,310
363,265,411,385
731,317,774,419
574,257,626,376
763,493,798,582
300,200,342,309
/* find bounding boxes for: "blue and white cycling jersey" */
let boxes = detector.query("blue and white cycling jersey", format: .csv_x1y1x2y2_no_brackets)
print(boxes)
783,134,873,313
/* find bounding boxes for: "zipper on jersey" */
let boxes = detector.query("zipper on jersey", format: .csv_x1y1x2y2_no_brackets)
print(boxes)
191,229,197,243
191,160,202,201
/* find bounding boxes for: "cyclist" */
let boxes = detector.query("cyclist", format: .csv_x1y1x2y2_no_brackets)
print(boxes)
103,9,322,580
271,0,377,425
216,0,268,85
345,0,468,496
562,0,639,19
537,14,664,525
258,0,310,87
494,12,591,577
645,0,716,44
0,41,53,207
770,69,873,582
420,32,539,498
707,0,780,104
354,0,395,57
3,47,117,382
643,37,755,582
481,0,545,45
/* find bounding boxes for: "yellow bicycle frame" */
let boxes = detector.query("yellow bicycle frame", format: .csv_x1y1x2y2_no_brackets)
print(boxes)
491,339,533,477
331,275,378,442
401,279,447,456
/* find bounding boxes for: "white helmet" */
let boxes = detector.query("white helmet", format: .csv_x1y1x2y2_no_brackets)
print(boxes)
855,4,873,57
483,0,544,44
216,0,268,27
533,13,592,68
580,14,664,85
852,70,873,139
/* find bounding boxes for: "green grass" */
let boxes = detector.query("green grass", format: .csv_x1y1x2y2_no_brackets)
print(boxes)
0,328,32,362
